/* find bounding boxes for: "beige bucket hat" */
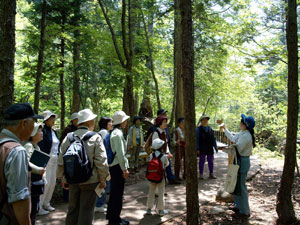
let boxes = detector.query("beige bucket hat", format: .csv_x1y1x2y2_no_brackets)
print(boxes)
42,110,58,121
112,111,130,126
77,109,97,125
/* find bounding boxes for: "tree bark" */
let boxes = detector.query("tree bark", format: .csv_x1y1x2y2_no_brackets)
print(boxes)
174,0,184,126
59,9,66,130
33,0,47,113
0,0,15,125
276,0,299,224
71,0,81,113
180,0,200,224
140,8,161,109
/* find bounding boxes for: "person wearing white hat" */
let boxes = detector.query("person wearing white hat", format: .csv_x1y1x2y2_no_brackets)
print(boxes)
146,139,169,216
106,111,130,225
58,109,109,225
38,110,59,214
24,123,46,223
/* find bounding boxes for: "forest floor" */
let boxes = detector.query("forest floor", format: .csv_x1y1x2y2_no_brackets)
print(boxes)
36,152,300,225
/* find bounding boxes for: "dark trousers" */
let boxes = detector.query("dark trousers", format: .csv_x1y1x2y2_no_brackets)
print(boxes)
165,159,175,181
175,145,186,178
65,182,98,225
30,195,40,225
106,164,125,223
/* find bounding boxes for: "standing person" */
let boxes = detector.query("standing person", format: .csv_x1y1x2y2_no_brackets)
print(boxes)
174,118,186,180
38,110,60,215
127,116,144,174
24,123,46,225
59,112,79,202
58,109,109,225
156,109,180,184
196,115,218,179
146,139,169,216
0,103,42,225
60,112,79,144
106,111,130,225
221,114,255,218
95,116,113,213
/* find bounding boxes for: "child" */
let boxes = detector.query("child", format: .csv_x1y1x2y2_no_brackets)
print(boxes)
127,116,144,174
146,139,169,216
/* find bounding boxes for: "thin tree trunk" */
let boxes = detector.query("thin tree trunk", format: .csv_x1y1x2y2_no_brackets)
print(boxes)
174,0,184,126
0,0,16,125
140,8,161,109
59,9,66,130
180,0,200,224
276,0,299,224
71,0,81,113
33,0,47,113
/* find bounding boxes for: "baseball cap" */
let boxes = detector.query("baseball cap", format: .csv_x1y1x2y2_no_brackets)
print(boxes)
157,109,168,116
4,103,43,121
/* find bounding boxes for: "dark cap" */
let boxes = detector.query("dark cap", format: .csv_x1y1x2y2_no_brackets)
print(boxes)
4,103,44,121
157,109,168,116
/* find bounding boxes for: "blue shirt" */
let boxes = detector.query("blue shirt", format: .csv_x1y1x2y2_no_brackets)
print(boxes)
1,129,30,203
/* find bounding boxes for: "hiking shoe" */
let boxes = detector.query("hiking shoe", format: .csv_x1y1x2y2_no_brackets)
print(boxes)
43,204,55,212
145,209,152,215
232,212,250,219
37,208,49,216
94,206,106,213
209,174,217,179
228,205,239,213
199,174,204,179
121,219,130,225
159,210,168,216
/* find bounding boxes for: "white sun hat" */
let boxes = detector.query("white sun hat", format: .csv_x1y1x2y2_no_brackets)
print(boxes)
42,110,58,121
77,109,97,125
31,123,43,137
152,139,165,150
112,111,130,126
70,112,79,121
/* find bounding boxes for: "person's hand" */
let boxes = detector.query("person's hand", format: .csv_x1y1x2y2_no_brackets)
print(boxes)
99,182,106,189
123,170,129,179
41,168,46,176
166,153,173,158
62,182,69,190
176,140,180,145
220,123,226,130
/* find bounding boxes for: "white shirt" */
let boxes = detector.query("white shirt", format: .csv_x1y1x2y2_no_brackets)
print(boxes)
50,130,59,155
152,128,170,154
224,129,253,156
149,151,169,169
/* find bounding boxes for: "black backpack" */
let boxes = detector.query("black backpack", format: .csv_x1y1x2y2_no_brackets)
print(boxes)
63,131,96,184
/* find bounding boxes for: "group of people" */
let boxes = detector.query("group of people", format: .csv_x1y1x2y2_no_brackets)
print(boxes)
0,102,256,225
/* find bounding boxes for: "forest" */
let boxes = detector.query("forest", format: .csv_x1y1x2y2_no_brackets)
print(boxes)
0,0,299,224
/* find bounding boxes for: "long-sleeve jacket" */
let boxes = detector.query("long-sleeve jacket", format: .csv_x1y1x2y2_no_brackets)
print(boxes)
196,125,218,155
57,126,109,184
127,125,144,147
109,128,129,171
224,129,253,156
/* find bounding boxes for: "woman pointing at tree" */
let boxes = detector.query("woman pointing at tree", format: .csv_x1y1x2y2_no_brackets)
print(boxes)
221,114,256,218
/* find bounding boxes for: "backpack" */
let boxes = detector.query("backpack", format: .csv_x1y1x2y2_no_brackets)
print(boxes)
63,131,96,184
144,133,154,155
103,132,116,165
146,153,164,183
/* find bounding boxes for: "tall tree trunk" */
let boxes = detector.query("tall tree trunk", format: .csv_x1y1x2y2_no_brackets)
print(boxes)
276,0,299,224
71,0,81,113
139,79,153,118
174,0,184,126
180,0,200,224
0,0,16,125
140,8,161,109
33,0,47,113
59,9,66,130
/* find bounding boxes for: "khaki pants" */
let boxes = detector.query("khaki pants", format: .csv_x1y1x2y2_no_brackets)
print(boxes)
146,179,165,211
66,182,98,225
129,145,141,169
